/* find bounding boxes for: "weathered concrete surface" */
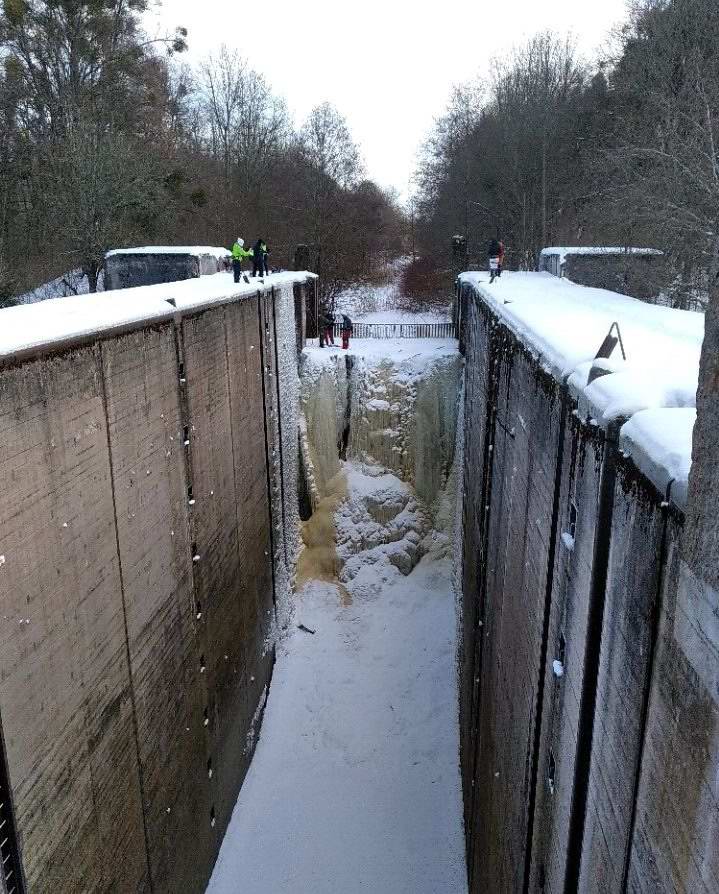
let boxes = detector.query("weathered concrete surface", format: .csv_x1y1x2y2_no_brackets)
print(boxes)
528,416,606,894
0,348,149,893
458,275,714,894
462,314,564,893
624,512,719,893
104,252,222,291
224,295,275,793
578,463,668,893
623,286,719,892
458,286,493,845
684,284,719,586
101,324,213,892
0,273,314,893
562,253,672,303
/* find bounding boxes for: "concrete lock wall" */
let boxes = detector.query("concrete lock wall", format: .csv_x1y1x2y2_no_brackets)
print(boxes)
458,278,702,893
0,275,314,893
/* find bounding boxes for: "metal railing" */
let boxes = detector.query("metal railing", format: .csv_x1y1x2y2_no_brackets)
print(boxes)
328,321,456,339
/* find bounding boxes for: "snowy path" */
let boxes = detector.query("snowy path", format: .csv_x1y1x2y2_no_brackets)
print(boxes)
206,467,467,894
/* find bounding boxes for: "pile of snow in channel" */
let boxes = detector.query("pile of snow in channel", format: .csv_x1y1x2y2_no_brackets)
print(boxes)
205,462,467,894
336,464,433,598
460,270,704,506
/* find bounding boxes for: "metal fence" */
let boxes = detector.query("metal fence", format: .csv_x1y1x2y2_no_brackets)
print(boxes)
329,321,456,340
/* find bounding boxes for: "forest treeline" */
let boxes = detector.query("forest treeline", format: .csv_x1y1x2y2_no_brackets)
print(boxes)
416,0,719,308
0,0,405,302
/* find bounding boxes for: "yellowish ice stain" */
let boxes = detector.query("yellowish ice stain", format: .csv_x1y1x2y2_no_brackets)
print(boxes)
296,470,352,606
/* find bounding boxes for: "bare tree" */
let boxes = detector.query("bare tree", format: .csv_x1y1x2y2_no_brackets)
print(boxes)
296,103,364,299
44,123,167,291
416,35,586,268
199,46,246,181
0,7,403,300
606,0,719,307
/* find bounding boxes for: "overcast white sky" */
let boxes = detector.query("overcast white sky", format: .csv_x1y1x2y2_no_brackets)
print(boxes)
151,0,629,197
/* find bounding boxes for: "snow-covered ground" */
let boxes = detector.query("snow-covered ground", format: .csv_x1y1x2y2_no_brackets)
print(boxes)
206,463,467,894
332,259,452,323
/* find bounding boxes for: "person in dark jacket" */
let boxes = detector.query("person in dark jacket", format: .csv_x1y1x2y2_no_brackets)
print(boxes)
488,238,505,284
252,239,269,277
340,313,353,350
319,309,335,347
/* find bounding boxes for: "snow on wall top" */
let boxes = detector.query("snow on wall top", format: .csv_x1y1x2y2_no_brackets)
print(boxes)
459,271,704,505
540,246,663,265
0,270,316,361
0,291,174,360
105,245,231,259
620,408,696,510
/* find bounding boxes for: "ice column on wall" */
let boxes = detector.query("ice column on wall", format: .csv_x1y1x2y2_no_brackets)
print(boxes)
299,345,462,523
299,352,348,499
268,282,302,632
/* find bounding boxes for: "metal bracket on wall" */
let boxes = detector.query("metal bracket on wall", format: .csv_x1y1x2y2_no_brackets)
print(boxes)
594,321,627,362
588,322,628,386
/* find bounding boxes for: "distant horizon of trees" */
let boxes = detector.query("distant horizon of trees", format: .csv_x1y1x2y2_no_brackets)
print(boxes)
415,0,719,310
0,1,406,304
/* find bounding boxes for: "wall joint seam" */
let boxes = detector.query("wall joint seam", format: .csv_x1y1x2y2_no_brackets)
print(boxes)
562,424,621,894
96,340,155,894
522,387,570,894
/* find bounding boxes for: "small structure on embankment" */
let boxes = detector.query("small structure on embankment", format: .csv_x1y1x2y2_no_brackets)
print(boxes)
0,270,316,893
104,246,231,290
456,271,714,893
539,246,670,304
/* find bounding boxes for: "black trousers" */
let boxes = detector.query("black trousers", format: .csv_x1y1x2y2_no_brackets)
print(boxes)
232,259,242,283
252,256,267,276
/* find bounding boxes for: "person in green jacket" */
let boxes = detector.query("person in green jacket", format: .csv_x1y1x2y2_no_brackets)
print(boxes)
231,237,253,283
